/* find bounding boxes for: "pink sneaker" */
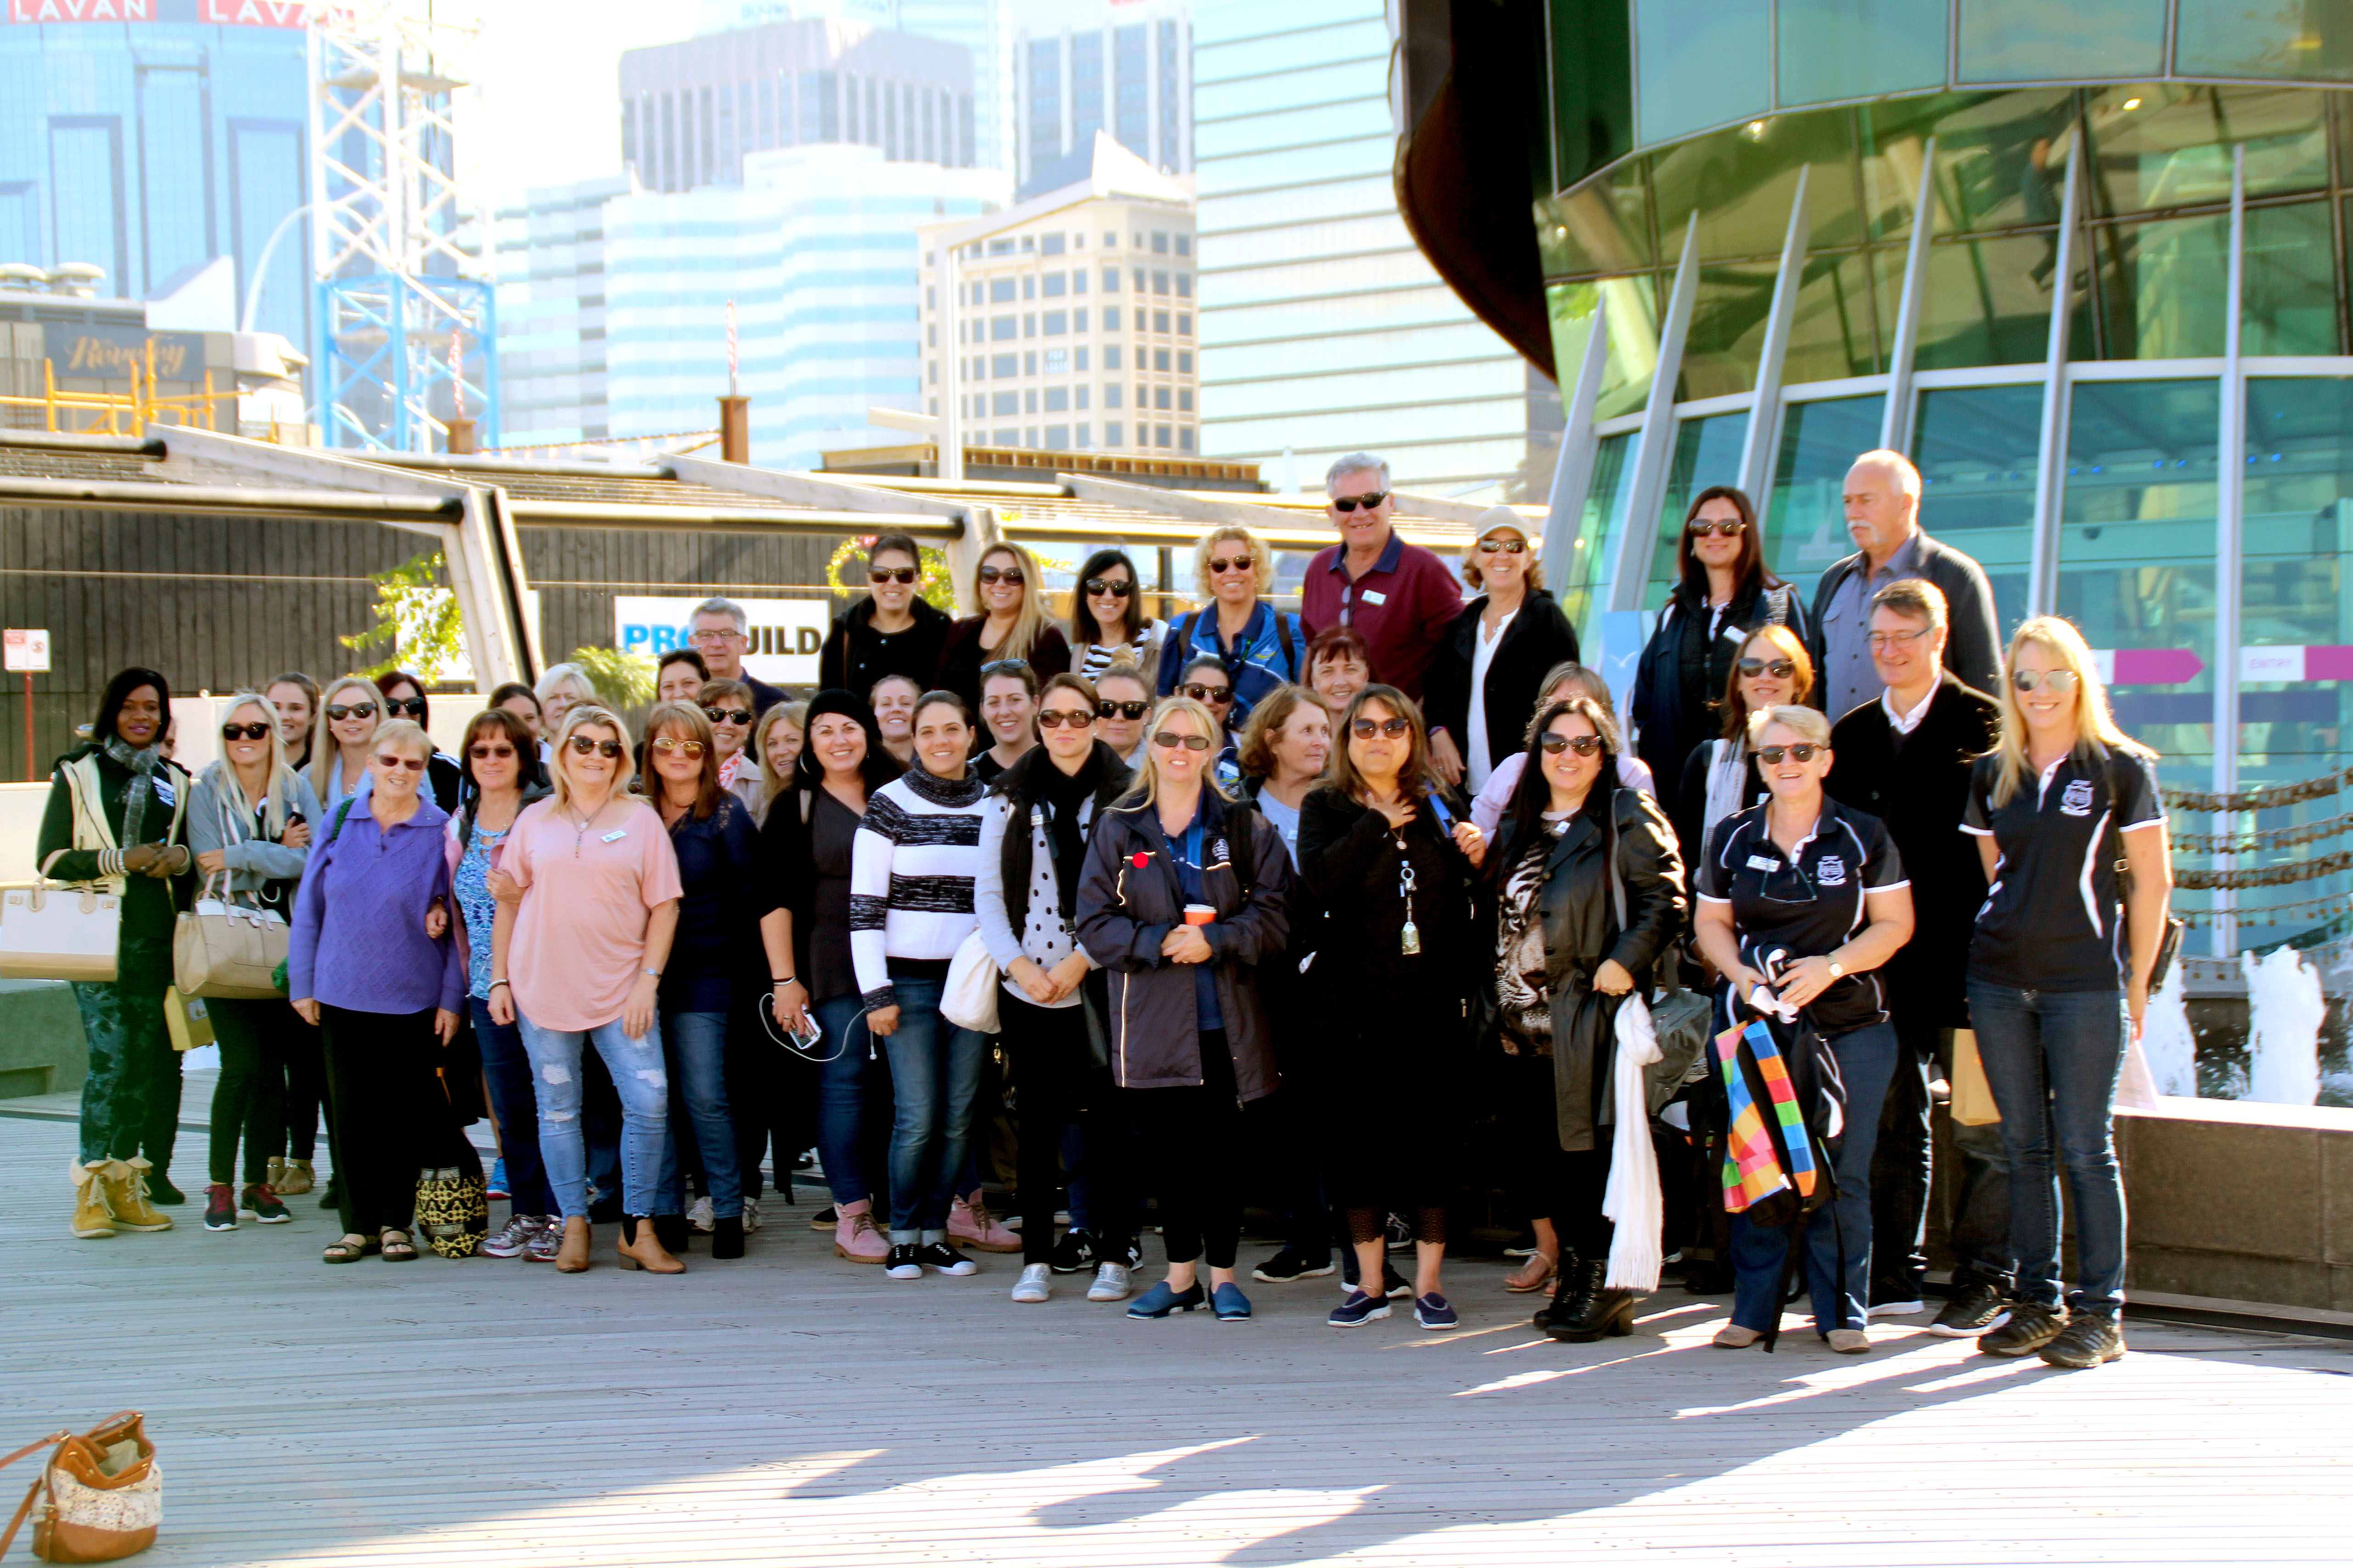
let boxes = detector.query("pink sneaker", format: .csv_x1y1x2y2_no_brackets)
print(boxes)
950,1193,1022,1254
831,1203,891,1264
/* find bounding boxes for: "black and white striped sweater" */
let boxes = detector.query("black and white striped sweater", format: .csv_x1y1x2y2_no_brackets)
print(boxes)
849,765,988,1010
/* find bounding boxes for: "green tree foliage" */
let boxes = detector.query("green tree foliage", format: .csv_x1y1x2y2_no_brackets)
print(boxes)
826,533,955,610
569,645,656,709
340,551,467,680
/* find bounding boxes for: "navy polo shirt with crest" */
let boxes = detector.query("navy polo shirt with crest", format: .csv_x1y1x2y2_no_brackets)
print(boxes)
1961,746,2165,992
1696,796,1908,1036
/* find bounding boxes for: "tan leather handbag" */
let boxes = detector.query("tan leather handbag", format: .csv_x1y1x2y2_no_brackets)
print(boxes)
0,883,121,983
0,1411,160,1563
171,879,288,999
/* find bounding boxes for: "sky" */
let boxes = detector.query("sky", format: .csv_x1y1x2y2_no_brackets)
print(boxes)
463,0,701,203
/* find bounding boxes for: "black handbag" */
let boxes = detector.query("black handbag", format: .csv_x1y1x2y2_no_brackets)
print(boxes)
2101,754,2185,990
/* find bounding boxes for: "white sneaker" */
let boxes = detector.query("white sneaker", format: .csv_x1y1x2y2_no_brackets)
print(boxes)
687,1196,715,1233
1867,1299,1925,1318
1086,1261,1133,1302
1011,1262,1052,1303
741,1196,762,1233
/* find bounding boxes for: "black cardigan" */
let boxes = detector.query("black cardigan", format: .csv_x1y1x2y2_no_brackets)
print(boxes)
1423,588,1581,774
1823,673,2001,1029
817,594,953,701
935,617,1072,713
1627,575,1806,795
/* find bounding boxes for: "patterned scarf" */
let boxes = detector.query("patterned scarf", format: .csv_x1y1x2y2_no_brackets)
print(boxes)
101,735,162,848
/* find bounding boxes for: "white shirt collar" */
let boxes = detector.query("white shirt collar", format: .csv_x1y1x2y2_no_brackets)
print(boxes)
1881,682,1937,735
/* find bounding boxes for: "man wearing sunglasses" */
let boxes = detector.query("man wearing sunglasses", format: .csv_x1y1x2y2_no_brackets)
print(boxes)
1808,451,1999,722
688,596,787,717
1298,452,1466,703
818,532,952,699
1824,578,2011,1338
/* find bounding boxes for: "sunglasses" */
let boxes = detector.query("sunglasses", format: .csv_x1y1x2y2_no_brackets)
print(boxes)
1754,743,1822,765
1351,716,1412,739
1687,520,1745,538
220,722,272,741
1206,555,1253,576
1037,708,1095,729
651,736,708,757
326,702,376,721
1738,658,1798,679
1476,536,1527,554
1539,732,1603,756
980,659,1032,679
977,565,1026,586
1152,730,1213,751
703,707,754,726
2012,668,2082,693
1098,700,1151,720
869,566,918,585
467,743,517,760
1084,577,1134,598
383,696,428,717
1182,683,1233,704
567,736,626,758
373,753,427,773
1867,626,1933,652
1331,491,1388,513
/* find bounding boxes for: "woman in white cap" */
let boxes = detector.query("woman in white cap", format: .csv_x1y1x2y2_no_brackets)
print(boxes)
1424,509,1581,794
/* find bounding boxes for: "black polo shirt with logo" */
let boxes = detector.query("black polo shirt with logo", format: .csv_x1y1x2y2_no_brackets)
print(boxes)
1696,797,1908,1037
1961,746,2166,993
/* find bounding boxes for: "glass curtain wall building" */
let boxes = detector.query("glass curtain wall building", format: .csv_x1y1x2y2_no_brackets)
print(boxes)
1396,0,2353,952
1013,0,1191,191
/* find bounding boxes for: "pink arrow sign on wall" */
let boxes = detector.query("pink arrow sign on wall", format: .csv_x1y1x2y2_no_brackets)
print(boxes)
2307,646,2353,681
2110,648,2207,685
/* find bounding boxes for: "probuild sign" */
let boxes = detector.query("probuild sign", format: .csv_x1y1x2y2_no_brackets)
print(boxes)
42,324,206,382
613,596,833,687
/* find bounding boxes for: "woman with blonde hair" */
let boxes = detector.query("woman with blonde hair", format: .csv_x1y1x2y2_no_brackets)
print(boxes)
309,675,385,818
1157,524,1301,728
743,701,806,823
1962,617,2170,1370
533,663,598,765
937,541,1070,712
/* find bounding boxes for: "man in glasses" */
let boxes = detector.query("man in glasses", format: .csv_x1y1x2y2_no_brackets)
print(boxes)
1824,579,2011,1339
687,597,787,718
1808,451,1999,721
818,532,952,700
1298,452,1465,703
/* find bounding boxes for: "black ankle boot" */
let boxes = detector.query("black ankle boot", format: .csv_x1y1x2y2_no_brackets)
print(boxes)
711,1216,745,1259
652,1213,692,1254
1545,1260,1635,1343
1533,1252,1584,1332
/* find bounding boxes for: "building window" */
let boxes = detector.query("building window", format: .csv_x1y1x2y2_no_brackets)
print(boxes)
1022,235,1034,251
1043,272,1067,298
1133,268,1146,292
1178,351,1192,372
994,428,1018,446
1076,385,1090,409
1152,231,1168,254
1046,423,1070,447
929,361,938,384
971,281,985,305
1042,233,1065,256
1026,426,1039,446
1178,388,1192,412
1026,390,1039,413
993,391,1018,416
1179,426,1194,452
992,317,1017,341
1176,235,1191,257
1176,274,1191,298
1137,384,1148,409
1045,387,1068,413
992,279,1016,302
1076,346,1090,370
1105,385,1123,409
1178,313,1191,336
1045,347,1067,372
993,353,1017,377
1155,386,1171,410
927,325,937,347
1077,422,1091,448
1102,265,1122,291
1073,269,1088,294
1104,308,1121,333
1074,310,1089,333
990,237,1015,254
1023,275,1036,298
1025,352,1038,375
929,397,938,416
1044,311,1067,336
1155,310,1171,333
1155,349,1171,371
1156,424,1172,449
1106,421,1123,446
1104,345,1121,370
1104,231,1118,248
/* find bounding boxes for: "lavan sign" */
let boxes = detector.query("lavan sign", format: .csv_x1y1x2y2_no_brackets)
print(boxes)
613,596,832,687
6,0,306,23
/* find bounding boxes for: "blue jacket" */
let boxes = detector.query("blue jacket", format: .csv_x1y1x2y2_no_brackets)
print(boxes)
1156,600,1303,728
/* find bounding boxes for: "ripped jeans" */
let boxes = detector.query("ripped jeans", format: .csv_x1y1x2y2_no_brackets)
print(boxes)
517,1012,669,1221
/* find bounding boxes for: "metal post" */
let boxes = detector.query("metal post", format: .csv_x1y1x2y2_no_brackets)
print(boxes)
1878,137,1937,455
1738,164,1812,521
1540,291,1610,594
1606,215,1702,612
2213,144,2248,955
939,241,964,485
2026,132,2084,618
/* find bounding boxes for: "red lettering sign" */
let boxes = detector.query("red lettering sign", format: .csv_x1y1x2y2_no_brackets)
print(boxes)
200,0,306,26
9,0,155,22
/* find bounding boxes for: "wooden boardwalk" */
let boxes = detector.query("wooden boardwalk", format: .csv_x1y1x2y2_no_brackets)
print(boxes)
3,1088,2349,1568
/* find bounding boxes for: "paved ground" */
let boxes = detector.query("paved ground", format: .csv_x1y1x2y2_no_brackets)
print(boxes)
4,1086,2350,1567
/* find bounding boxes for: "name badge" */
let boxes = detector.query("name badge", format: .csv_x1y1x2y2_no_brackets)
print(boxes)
601,829,628,843
1746,854,1780,872
150,775,176,808
1360,588,1387,606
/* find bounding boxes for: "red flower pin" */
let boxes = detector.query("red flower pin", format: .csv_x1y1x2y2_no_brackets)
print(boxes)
1130,851,1151,868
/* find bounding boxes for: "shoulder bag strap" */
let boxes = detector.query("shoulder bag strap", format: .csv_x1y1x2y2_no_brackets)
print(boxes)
0,1432,69,1563
1274,609,1295,673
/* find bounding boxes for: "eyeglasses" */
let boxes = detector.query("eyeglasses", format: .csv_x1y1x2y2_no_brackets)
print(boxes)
1098,699,1151,720
373,753,427,773
383,696,428,717
1331,491,1388,513
869,566,918,585
1686,520,1746,539
1181,683,1233,705
1152,730,1213,751
325,702,376,722
1037,708,1095,729
1083,577,1134,598
1867,626,1933,652
1476,536,1527,554
1206,555,1253,576
977,565,1026,587
1539,732,1603,756
1738,658,1798,680
567,736,626,758
703,707,754,726
220,722,272,742
1351,717,1412,739
688,628,745,644
1753,743,1822,765
467,743,517,760
2012,668,2081,693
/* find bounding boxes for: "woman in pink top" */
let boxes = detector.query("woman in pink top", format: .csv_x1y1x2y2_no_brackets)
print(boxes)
489,705,685,1275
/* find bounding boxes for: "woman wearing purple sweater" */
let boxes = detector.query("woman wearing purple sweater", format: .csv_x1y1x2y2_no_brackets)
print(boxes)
288,719,466,1264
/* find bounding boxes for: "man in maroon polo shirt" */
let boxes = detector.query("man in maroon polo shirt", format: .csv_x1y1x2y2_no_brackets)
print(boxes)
1298,453,1464,705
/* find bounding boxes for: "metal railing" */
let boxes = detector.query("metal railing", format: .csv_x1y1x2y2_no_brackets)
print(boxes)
0,352,238,436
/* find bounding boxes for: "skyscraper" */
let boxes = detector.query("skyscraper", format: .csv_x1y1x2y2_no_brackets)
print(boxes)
1011,0,1191,192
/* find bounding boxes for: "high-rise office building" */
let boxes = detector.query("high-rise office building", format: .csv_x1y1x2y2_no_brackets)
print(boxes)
0,5,311,347
1011,0,1191,193
1191,0,1554,498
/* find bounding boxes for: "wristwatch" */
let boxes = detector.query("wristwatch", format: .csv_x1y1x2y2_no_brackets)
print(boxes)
1825,959,1844,980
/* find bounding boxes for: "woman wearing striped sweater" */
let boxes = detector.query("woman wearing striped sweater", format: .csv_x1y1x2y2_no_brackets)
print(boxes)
850,690,993,1281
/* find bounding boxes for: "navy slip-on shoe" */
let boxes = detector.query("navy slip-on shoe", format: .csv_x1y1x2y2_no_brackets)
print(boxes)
1127,1280,1207,1319
1212,1282,1253,1321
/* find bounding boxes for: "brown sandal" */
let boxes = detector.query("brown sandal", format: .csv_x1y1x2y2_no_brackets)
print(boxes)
379,1228,418,1261
323,1233,376,1265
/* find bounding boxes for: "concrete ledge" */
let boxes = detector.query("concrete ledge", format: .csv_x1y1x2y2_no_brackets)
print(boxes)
0,979,84,1099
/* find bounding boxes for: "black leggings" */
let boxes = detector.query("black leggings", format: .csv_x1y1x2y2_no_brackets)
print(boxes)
283,1011,327,1161
318,1004,466,1235
1506,1050,1613,1260
1126,1030,1246,1270
1000,990,1129,1265
207,997,286,1186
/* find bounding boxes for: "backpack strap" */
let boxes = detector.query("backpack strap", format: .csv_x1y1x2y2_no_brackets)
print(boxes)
1274,609,1295,675
327,795,359,847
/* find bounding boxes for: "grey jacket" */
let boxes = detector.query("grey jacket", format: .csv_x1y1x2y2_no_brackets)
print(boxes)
186,762,321,902
1806,529,2001,701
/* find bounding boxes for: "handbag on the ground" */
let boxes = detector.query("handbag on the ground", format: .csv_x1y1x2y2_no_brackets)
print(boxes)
941,928,1001,1033
171,878,287,1000
160,988,214,1055
0,883,121,983
416,1064,488,1258
0,1410,161,1563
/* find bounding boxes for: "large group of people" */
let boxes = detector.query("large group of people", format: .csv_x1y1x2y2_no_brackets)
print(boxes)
44,448,2170,1370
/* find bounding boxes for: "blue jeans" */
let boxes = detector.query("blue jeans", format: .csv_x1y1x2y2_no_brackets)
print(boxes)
471,997,555,1217
1965,982,2128,1311
517,1011,668,1220
814,994,885,1208
656,1008,742,1219
878,976,985,1242
1730,1021,1899,1336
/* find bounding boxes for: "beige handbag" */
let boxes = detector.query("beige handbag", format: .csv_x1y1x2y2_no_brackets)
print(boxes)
1949,1028,2001,1126
0,884,121,983
0,1411,160,1563
171,879,287,999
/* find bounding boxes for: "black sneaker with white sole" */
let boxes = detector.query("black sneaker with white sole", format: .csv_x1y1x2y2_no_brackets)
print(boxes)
1928,1280,2011,1338
2039,1309,2125,1369
884,1243,923,1280
918,1241,978,1277
1341,1253,1414,1299
1252,1246,1337,1284
1049,1227,1096,1274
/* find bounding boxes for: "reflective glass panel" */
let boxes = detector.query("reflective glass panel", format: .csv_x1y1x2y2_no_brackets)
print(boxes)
2085,86,2330,215
1594,277,1665,420
1926,90,2078,235
1641,412,1754,609
1634,0,1770,147
1911,383,2041,640
2244,201,2343,356
1679,264,1778,398
2175,0,2353,85
1784,251,1887,381
1762,394,1887,582
1776,0,1948,109
1956,0,2166,84
1536,161,1653,277
2053,379,2220,797
1651,111,1864,261
1562,431,1640,634
1887,234,2079,370
2094,213,2229,360
2236,377,2353,941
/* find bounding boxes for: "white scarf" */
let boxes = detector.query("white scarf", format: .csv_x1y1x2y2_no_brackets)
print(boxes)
1702,739,1747,848
1604,993,1665,1293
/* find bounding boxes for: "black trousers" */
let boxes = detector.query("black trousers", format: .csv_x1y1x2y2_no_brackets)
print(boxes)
1125,1030,1247,1270
1503,1050,1614,1259
1000,989,1129,1264
319,1004,466,1235
207,997,287,1187
283,1009,327,1161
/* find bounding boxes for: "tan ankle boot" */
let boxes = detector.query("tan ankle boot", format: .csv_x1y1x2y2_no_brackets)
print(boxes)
275,1158,314,1195
554,1215,592,1273
616,1216,685,1274
71,1160,116,1239
99,1159,173,1232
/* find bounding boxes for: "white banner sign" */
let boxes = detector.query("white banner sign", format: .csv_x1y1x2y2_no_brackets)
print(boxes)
614,597,834,686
